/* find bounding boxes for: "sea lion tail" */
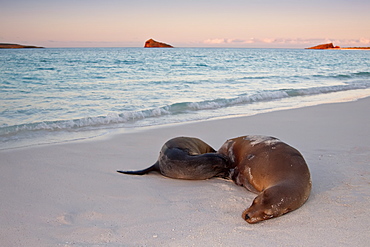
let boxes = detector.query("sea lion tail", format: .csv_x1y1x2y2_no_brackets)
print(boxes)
117,162,159,175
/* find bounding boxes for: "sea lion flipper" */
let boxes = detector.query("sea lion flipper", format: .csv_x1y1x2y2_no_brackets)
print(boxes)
117,162,159,175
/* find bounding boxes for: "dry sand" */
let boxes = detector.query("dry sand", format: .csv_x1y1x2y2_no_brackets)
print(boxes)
1,97,369,246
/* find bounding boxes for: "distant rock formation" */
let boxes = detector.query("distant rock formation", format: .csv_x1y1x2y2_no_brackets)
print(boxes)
306,43,370,50
340,47,370,50
144,39,173,48
0,43,44,49
306,43,340,49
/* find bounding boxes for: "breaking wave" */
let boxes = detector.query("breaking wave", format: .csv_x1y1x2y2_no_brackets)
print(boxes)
1,81,369,139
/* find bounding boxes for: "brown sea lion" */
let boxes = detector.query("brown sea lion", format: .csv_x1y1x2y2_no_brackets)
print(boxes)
118,136,231,180
218,135,311,224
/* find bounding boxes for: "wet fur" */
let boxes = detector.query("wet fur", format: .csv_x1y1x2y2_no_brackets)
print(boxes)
117,137,231,180
218,135,311,224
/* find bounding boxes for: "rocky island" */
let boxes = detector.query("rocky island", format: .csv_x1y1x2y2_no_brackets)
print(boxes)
0,43,44,49
144,39,173,48
306,43,370,50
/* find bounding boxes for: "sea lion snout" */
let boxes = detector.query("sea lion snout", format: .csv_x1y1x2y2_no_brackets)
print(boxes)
242,193,275,223
243,211,274,224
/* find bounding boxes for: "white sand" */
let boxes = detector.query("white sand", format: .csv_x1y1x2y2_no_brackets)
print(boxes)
1,97,369,246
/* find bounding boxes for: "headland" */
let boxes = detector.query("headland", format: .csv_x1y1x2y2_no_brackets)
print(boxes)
0,43,44,49
144,39,173,48
306,43,370,50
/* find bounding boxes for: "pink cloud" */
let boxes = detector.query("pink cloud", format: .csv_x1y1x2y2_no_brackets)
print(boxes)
203,38,233,44
203,38,370,46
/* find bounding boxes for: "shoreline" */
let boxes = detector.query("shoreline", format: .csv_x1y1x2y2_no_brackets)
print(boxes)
1,97,369,246
2,88,370,151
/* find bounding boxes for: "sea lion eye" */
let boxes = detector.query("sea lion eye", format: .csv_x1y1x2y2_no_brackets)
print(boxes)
264,214,274,219
264,209,274,218
247,154,255,160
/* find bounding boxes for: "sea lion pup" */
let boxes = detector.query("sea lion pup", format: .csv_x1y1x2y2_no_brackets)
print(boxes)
117,136,231,180
217,135,311,224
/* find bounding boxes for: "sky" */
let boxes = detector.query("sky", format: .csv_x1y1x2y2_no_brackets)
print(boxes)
1,0,370,48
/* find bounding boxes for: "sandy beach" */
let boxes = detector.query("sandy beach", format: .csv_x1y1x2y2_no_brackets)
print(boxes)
1,97,369,246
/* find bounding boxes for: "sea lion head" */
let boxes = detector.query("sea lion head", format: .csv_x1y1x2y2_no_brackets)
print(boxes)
242,186,291,224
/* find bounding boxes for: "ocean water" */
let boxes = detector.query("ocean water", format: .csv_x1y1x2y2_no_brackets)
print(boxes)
1,48,370,149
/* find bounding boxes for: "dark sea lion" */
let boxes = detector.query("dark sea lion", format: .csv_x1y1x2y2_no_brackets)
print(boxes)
118,136,231,180
217,135,311,224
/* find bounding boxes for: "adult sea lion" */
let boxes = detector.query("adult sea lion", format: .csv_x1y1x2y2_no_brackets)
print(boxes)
218,135,311,224
118,136,231,180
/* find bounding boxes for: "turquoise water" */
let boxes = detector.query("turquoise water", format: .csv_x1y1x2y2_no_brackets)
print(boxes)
1,48,370,149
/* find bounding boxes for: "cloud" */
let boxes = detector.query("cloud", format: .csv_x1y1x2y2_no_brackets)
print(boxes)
203,38,234,44
338,38,370,45
359,38,370,44
202,37,370,46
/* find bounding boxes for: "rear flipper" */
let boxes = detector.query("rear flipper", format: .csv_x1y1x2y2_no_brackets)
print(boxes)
117,162,159,175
